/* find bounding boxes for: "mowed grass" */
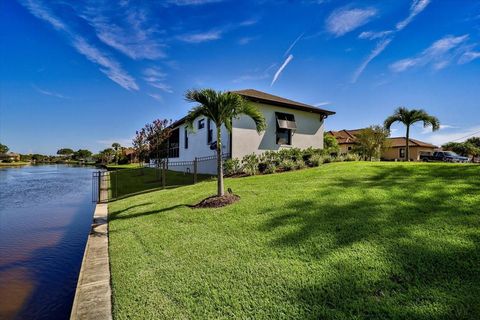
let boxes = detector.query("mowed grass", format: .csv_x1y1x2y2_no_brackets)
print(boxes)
108,167,212,199
108,162,480,319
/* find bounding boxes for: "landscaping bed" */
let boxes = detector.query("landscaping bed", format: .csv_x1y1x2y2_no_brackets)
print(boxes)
109,162,480,319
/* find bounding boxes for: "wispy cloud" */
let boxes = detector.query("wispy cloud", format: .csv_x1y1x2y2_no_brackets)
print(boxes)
178,30,222,43
421,124,456,134
314,101,331,107
425,126,480,146
271,54,293,86
238,36,259,45
284,32,305,56
19,0,138,91
352,38,392,83
33,85,68,99
351,0,431,82
143,67,173,93
73,37,139,90
166,0,223,6
390,34,469,72
79,4,165,60
232,63,276,83
459,49,480,64
396,0,431,31
326,7,377,37
148,93,163,102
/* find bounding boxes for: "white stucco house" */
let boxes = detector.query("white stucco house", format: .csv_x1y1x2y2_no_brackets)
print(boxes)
163,89,335,174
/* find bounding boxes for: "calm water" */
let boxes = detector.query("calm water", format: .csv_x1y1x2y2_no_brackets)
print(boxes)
0,165,96,320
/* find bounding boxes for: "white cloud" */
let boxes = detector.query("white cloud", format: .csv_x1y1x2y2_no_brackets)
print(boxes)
284,32,305,56
425,126,480,146
178,30,222,43
396,0,431,31
314,101,331,107
233,63,276,83
148,93,163,101
390,34,469,72
19,0,138,91
459,49,480,64
358,30,392,40
421,124,456,134
33,85,68,99
166,0,223,5
271,54,293,86
72,37,139,90
238,36,258,45
143,67,172,93
326,7,377,37
79,5,165,60
351,0,431,82
352,38,392,83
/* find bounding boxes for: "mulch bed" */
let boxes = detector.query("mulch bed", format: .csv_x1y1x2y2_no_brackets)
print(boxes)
192,194,240,208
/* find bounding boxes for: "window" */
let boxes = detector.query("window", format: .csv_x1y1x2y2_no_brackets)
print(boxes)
207,119,213,144
275,112,296,145
348,146,352,151
399,148,405,158
198,119,205,129
184,127,188,149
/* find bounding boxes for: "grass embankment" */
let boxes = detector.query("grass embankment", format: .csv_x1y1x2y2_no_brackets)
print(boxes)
106,163,144,170
109,162,480,319
0,161,30,167
108,166,212,199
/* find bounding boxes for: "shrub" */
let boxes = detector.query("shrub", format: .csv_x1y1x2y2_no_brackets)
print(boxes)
323,156,332,164
242,154,259,176
279,159,295,171
295,160,307,170
308,154,323,167
302,147,321,162
263,162,277,174
344,153,361,162
224,158,242,176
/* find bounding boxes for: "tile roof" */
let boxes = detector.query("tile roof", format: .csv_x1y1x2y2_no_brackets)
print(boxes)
328,129,437,148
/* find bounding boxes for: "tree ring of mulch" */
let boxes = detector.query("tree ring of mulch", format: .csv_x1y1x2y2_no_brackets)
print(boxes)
192,194,240,209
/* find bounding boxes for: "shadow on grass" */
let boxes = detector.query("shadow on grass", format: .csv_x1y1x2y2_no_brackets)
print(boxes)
260,164,480,319
109,204,189,221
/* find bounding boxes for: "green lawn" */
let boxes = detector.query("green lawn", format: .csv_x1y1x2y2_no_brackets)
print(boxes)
0,161,30,167
108,162,480,319
108,167,212,199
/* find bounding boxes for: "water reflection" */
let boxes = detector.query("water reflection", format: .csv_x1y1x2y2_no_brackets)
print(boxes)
0,165,95,320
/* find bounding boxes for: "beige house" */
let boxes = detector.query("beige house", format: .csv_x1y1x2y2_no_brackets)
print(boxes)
164,89,335,174
328,129,438,161
0,152,20,162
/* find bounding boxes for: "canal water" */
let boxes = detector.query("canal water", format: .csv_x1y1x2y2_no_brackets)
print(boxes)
0,165,96,320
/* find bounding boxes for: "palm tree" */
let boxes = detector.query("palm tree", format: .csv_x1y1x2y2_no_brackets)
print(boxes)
185,89,266,196
384,107,440,161
112,142,121,164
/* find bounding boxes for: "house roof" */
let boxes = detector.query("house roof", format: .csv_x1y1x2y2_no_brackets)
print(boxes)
328,129,437,148
170,89,335,128
232,89,336,116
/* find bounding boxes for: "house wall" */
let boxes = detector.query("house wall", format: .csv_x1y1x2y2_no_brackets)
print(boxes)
231,102,325,159
339,143,354,155
167,119,230,175
382,147,435,161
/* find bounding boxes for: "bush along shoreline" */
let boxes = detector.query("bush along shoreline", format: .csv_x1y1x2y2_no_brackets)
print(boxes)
224,147,360,177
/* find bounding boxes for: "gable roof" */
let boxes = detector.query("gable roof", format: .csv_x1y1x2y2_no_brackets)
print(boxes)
232,89,335,116
328,129,437,148
171,89,335,128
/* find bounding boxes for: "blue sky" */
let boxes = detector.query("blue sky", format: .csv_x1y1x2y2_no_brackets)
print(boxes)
1,0,479,154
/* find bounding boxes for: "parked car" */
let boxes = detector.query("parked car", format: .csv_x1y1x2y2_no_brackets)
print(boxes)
420,151,469,163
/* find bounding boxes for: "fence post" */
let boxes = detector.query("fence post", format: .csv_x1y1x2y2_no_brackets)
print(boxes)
97,171,101,203
162,160,166,188
193,157,198,184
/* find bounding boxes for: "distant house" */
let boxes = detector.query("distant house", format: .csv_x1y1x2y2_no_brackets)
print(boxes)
327,129,438,161
122,147,137,163
163,89,335,174
0,152,20,162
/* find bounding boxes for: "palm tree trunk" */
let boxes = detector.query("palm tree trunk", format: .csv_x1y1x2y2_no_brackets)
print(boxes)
216,125,224,197
405,125,410,162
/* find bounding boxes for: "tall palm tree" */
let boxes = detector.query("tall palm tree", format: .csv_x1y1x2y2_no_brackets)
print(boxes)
185,89,266,196
112,142,121,165
384,107,440,161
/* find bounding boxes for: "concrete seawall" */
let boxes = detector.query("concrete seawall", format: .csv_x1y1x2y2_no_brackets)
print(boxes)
70,203,112,319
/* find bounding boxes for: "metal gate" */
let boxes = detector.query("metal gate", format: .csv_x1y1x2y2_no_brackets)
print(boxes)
92,171,109,203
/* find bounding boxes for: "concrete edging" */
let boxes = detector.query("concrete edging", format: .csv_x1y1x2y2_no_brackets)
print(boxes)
70,203,112,320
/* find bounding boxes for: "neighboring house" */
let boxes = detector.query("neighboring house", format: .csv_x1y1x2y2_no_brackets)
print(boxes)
122,147,137,163
327,129,438,161
0,152,20,162
164,89,335,174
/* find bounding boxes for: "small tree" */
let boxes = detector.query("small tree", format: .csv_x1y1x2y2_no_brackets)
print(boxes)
185,89,266,197
57,148,74,159
384,107,439,161
133,129,148,165
99,148,115,164
74,149,93,161
442,142,480,158
353,125,390,161
0,143,9,154
323,132,340,155
144,119,172,163
112,143,121,164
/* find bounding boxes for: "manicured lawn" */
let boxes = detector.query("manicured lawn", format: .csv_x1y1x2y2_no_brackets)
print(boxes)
0,161,30,167
108,167,212,199
106,163,144,170
109,162,480,319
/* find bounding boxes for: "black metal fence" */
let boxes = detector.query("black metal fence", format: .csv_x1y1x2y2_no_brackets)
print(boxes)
92,154,229,203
